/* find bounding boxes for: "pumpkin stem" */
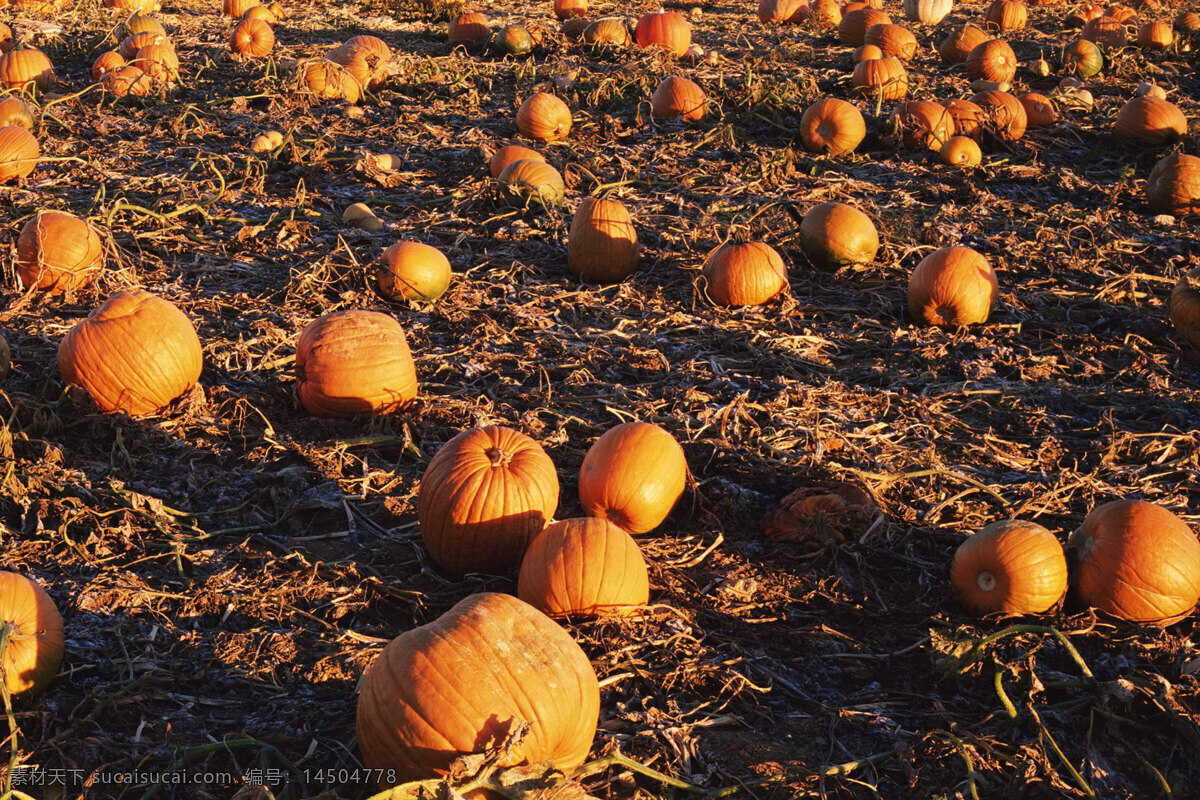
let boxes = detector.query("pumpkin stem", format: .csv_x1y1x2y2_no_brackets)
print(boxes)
976,570,996,592
486,446,513,468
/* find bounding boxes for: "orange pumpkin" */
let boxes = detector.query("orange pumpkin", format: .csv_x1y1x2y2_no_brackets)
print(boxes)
378,241,452,301
298,59,362,104
702,242,788,307
0,23,12,54
489,144,544,178
1137,20,1173,48
984,0,1027,30
838,7,891,45
17,210,104,293
230,17,275,57
568,197,639,284
0,96,33,128
356,593,599,787
1170,274,1200,348
810,0,843,28
799,201,879,269
950,520,1068,615
101,66,153,98
853,43,884,61
1020,92,1059,127
799,97,865,155
498,158,565,207
0,49,54,91
448,11,490,43
1147,153,1200,216
345,35,391,62
634,10,691,56
579,421,688,535
223,0,259,17
328,42,388,89
651,76,706,121
966,39,1017,83
91,51,126,81
1113,95,1187,146
58,291,203,416
1176,10,1200,30
889,100,955,150
1069,500,1200,624
758,0,809,23
939,135,982,166
942,98,987,139
0,572,64,696
1082,14,1128,47
972,89,1028,141
851,55,908,100
132,43,179,82
554,0,587,18
418,426,559,576
0,125,38,182
583,17,631,46
939,23,989,63
518,518,650,618
907,245,998,327
864,22,918,58
241,4,280,24
295,310,417,418
120,13,167,40
119,31,165,60
517,92,572,142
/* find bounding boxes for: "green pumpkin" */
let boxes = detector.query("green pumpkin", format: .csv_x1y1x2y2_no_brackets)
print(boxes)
495,24,534,56
1061,39,1103,78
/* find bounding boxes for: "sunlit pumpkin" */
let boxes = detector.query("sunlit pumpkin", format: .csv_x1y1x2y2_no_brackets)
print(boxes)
939,135,982,166
0,96,33,128
838,6,891,45
0,572,64,696
0,49,54,91
223,0,258,17
985,0,1027,30
569,197,640,283
579,421,688,535
1020,92,1059,127
498,158,566,208
799,201,879,269
907,245,998,327
17,210,104,293
851,55,908,100
0,125,38,182
950,520,1068,615
939,23,989,64
489,144,544,178
799,97,866,155
230,17,275,57
132,43,179,82
518,518,650,618
702,241,788,306
298,59,362,104
864,22,918,58
1147,153,1200,216
378,241,452,302
634,10,691,56
651,76,706,121
1113,95,1187,146
942,98,987,139
903,0,952,24
448,12,490,43
1136,20,1173,49
889,100,955,150
972,89,1028,141
583,17,630,46
554,0,587,18
91,51,126,81
965,39,1017,83
517,92,572,142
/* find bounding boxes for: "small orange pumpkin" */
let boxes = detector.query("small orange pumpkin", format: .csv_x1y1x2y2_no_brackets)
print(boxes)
0,125,38,182
568,197,639,284
0,572,64,696
702,241,788,307
579,421,688,535
799,97,865,155
1136,20,1173,48
1070,500,1200,624
838,6,891,45
939,135,982,166
58,291,203,415
651,76,706,122
984,0,1027,30
498,159,566,207
1113,95,1187,146
798,201,879,269
634,10,692,56
91,51,126,81
1147,153,1200,216
939,23,989,64
907,245,998,327
517,92,572,142
554,0,587,18
230,17,275,57
518,518,650,618
758,0,809,23
17,210,104,293
418,426,559,576
294,310,418,418
489,144,544,178
0,49,54,91
889,100,955,150
448,12,490,43
851,55,908,100
378,241,452,301
950,520,1068,615
972,89,1028,141
0,96,33,128
966,39,1017,83
1020,92,1059,127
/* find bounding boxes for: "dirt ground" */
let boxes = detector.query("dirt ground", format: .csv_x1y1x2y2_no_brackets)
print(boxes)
0,0,1198,796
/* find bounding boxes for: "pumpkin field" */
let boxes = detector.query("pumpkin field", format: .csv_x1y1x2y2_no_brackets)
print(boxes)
0,0,1198,795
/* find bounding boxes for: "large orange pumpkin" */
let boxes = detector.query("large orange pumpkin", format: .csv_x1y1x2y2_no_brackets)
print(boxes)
799,97,865,156
950,520,1068,615
1137,20,1173,49
418,426,559,577
1147,153,1200,216
489,144,544,179
972,89,1028,141
0,49,54,91
798,201,879,270
518,517,650,618
377,241,452,301
578,421,687,535
17,210,104,293
0,572,63,697
58,291,203,416
851,56,908,101
1069,500,1200,624
941,98,987,139
838,7,891,45
651,76,706,122
889,100,955,150
0,96,33,128
294,310,417,418
702,241,788,306
634,11,691,56
517,92,572,142
448,12,490,43
1113,95,1187,147
984,0,1027,30
568,197,639,284
356,593,599,788
939,23,989,64
864,22,918,58
0,125,38,183
230,17,275,57
965,39,1017,83
907,246,998,327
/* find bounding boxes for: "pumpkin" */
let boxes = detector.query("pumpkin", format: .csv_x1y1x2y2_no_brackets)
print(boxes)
853,44,884,61
0,49,54,91
0,572,64,696
907,245,998,327
1069,500,1200,624
942,98,987,139
799,97,865,155
58,291,202,415
448,12,490,43
838,7,891,45
965,39,1017,83
569,197,639,284
418,426,559,576
634,11,691,56
17,211,104,293
554,0,587,18
104,0,159,10
1106,3,1137,21
864,23,918,58
356,593,599,787
490,144,544,178
799,201,879,270
120,13,167,40
889,100,955,150
702,241,788,307
101,66,153,98
295,310,417,418
241,4,280,24
495,24,535,56
1113,95,1187,146
517,92,572,142
498,159,566,208
298,59,361,104
0,125,38,182
0,23,12,53
119,32,165,60
903,0,952,24
1147,153,1200,216
939,23,989,63
378,241,451,302
561,17,589,39
972,89,1028,140
651,76,706,121
939,135,982,166
579,421,687,535
984,0,1027,30
223,0,258,17
1066,2,1105,26
1176,10,1200,30
1135,81,1166,99
91,51,126,81
810,0,843,28
1082,15,1128,47
132,43,179,82
758,0,809,23
0,96,33,128
1136,20,1173,49
950,521,1068,615
231,18,275,57
583,17,630,45
518,518,650,618
1170,274,1200,347
329,42,389,89
1060,38,1104,76
1020,92,1058,127
851,56,908,100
